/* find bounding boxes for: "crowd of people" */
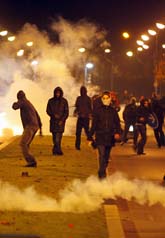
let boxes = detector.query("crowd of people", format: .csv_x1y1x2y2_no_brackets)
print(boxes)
12,87,165,179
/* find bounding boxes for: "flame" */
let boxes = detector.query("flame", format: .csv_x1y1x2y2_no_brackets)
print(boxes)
0,112,22,136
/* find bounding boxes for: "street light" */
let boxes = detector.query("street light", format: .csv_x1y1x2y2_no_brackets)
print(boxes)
156,23,165,30
147,24,165,95
141,34,150,41
26,41,33,47
78,47,86,53
0,30,8,36
122,32,130,39
17,49,24,57
8,36,15,42
126,51,133,57
84,62,94,85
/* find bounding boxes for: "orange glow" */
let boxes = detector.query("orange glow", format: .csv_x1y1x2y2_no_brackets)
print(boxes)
0,112,22,136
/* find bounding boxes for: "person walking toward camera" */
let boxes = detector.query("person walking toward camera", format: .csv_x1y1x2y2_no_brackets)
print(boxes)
135,98,152,155
88,91,121,179
121,97,138,148
46,87,69,155
12,90,42,167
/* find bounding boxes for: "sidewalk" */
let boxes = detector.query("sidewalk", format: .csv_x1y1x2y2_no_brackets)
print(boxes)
107,134,165,238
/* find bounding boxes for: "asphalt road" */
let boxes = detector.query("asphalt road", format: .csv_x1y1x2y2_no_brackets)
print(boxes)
106,126,165,238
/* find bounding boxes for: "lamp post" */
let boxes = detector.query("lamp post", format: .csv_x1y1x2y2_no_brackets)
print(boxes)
147,23,165,95
31,60,39,81
84,62,94,86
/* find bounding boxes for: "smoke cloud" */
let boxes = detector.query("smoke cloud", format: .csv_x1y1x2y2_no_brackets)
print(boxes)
0,172,164,213
0,17,106,136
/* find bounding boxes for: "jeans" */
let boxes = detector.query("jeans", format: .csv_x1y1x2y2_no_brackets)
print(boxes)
20,125,38,164
52,132,63,154
136,124,147,154
154,122,165,147
97,145,112,179
75,117,90,149
122,122,137,146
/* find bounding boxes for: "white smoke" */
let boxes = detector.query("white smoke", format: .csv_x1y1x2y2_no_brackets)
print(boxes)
0,172,164,213
0,18,106,136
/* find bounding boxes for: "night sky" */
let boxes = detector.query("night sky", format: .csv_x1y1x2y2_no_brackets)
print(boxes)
0,0,164,95
0,0,164,37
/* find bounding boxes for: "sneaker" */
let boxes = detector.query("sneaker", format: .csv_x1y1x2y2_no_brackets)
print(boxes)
91,141,97,149
75,146,80,150
133,145,137,151
120,141,125,146
137,152,146,155
25,162,37,167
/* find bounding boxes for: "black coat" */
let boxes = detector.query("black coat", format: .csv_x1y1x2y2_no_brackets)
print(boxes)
136,105,152,125
123,103,137,124
89,104,121,146
46,90,69,133
75,95,92,118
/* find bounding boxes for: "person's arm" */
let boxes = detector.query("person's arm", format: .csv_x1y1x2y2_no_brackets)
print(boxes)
35,110,43,136
12,100,22,110
61,99,69,122
113,110,122,135
73,97,78,116
87,111,97,140
46,100,52,117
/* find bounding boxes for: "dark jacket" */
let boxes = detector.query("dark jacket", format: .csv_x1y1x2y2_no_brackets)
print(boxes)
151,99,164,125
46,87,69,133
88,104,121,146
12,97,42,130
136,100,152,125
74,86,92,118
123,103,137,124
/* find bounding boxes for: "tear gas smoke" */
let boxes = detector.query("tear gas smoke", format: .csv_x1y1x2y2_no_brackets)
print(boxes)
0,172,164,213
0,18,106,136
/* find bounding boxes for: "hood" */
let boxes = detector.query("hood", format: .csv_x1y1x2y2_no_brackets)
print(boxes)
17,90,26,100
80,86,87,96
53,87,63,98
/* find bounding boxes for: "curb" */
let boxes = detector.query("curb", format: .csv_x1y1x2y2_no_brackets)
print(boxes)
0,136,19,151
103,204,125,238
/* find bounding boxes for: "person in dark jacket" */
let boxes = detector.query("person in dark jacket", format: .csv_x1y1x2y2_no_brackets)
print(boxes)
135,98,152,155
46,87,69,155
151,97,165,147
74,86,92,150
88,91,121,179
121,97,138,147
12,90,42,167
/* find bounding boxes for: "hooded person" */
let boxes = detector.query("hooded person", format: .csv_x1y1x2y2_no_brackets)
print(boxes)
74,85,92,150
135,98,152,155
12,90,42,167
121,96,138,147
46,86,69,155
88,91,121,179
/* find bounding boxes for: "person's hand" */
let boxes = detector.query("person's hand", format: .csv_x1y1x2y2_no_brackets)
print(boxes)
139,117,145,122
114,133,120,141
88,141,92,147
59,120,63,126
54,114,60,119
